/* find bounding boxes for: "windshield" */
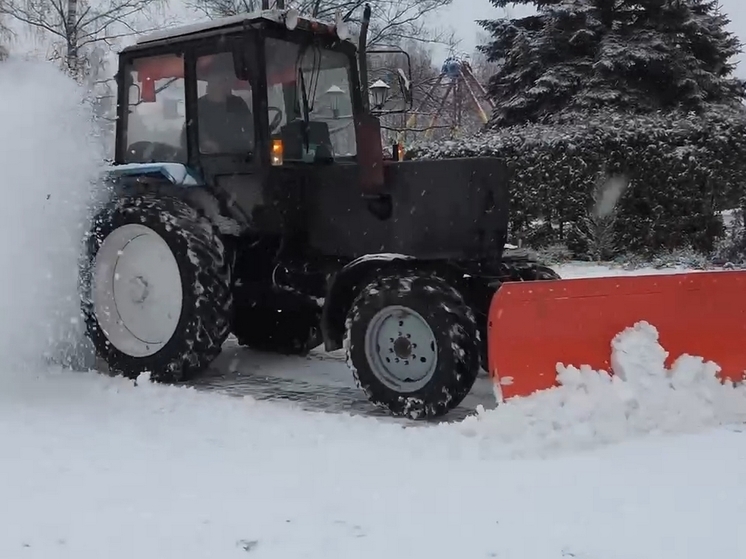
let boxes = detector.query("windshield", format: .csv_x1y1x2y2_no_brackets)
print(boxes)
264,38,357,160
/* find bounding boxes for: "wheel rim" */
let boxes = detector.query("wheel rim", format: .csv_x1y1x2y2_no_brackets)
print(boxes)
92,223,183,358
364,305,438,392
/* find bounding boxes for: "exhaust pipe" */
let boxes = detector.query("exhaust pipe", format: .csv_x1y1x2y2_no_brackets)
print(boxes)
358,3,371,112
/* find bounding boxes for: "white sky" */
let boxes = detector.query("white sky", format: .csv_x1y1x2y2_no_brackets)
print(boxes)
438,0,746,78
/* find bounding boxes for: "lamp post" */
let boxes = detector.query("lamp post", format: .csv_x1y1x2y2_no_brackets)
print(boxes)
326,84,345,118
369,79,390,110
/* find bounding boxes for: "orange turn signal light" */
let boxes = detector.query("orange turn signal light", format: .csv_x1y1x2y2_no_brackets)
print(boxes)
271,139,283,166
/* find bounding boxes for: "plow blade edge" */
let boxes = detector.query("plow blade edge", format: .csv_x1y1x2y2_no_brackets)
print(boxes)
487,270,746,400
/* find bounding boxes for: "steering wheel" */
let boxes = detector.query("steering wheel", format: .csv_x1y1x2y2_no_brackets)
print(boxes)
268,106,284,133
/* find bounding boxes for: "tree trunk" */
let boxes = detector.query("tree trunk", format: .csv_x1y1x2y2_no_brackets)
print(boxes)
66,0,79,77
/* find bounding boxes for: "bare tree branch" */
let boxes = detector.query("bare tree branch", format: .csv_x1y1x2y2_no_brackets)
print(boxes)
0,0,166,76
187,0,456,49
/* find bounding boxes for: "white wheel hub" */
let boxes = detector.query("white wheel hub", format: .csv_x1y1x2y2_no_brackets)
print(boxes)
92,223,184,358
364,305,438,392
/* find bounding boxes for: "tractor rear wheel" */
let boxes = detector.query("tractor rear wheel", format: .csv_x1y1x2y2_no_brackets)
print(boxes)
344,272,480,419
80,193,232,383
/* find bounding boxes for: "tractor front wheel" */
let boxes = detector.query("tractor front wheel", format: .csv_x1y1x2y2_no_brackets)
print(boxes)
80,193,232,383
344,273,480,419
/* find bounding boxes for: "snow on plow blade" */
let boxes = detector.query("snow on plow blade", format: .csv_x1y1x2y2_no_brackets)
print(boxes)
488,270,746,400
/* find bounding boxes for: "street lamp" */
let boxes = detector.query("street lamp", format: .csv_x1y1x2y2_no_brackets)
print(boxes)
326,84,345,118
370,79,390,110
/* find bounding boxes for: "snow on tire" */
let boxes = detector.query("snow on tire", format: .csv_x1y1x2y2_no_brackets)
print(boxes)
344,272,480,419
80,193,232,383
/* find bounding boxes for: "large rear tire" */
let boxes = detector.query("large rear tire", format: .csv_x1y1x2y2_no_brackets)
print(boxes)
344,272,480,419
80,193,232,383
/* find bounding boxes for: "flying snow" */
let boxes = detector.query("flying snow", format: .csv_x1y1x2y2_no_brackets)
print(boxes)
594,174,629,218
0,57,104,372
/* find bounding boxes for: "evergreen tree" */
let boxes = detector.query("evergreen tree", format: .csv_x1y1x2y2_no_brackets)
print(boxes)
478,0,746,127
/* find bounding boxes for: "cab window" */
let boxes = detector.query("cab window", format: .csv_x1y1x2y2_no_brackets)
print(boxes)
195,52,255,155
123,52,187,163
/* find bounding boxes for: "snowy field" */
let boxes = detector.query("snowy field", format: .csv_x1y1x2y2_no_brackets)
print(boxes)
1,59,746,558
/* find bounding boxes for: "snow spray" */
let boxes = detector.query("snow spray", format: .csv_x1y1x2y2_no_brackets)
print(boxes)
0,57,105,372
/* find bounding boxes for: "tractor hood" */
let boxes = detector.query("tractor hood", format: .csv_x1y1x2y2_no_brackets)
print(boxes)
303,156,510,261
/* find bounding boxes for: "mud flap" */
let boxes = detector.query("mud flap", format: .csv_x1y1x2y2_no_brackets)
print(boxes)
488,270,746,400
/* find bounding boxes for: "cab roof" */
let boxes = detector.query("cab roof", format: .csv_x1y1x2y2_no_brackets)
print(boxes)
124,8,356,53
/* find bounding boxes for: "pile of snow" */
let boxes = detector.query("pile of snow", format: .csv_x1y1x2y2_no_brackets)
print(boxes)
458,321,746,457
0,58,104,372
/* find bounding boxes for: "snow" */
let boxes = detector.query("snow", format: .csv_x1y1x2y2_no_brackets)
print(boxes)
3,333,746,558
0,58,104,372
1,57,746,558
554,261,696,279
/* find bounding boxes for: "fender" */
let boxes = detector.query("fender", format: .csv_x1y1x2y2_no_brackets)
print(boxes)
100,162,243,236
320,253,418,352
104,162,203,187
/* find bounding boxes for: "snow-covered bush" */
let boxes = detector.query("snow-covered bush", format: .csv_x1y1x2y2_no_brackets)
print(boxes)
407,105,746,258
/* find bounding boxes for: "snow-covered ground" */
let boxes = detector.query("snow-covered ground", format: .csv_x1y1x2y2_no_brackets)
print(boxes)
1,58,746,558
554,261,693,279
4,358,746,559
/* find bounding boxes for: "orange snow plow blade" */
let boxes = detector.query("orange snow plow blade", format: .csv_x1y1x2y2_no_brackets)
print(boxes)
488,270,746,400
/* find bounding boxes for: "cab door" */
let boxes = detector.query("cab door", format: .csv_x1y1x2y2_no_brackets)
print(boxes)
186,35,267,228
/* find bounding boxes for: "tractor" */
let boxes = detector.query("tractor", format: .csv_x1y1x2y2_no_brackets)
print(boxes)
79,5,559,419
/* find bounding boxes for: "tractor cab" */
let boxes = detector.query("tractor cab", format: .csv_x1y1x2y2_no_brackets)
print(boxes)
117,11,408,170
114,8,413,237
